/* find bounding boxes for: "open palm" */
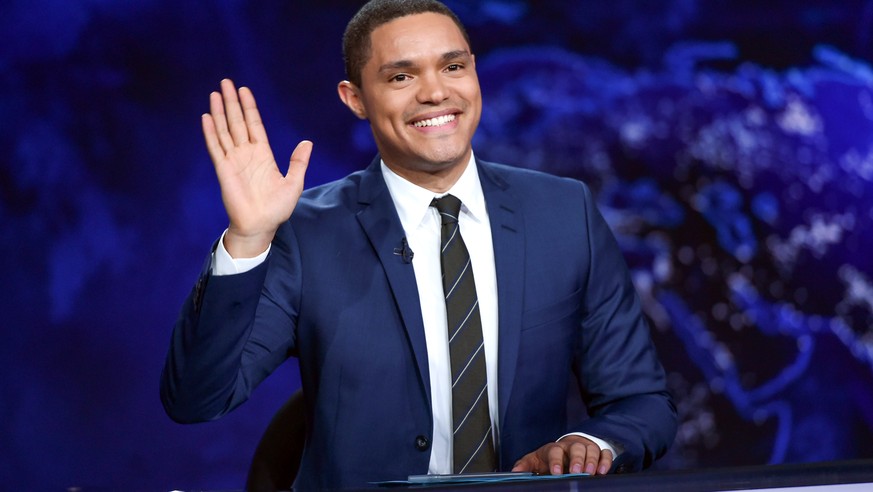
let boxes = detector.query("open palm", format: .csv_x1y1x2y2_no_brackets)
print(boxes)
202,79,312,257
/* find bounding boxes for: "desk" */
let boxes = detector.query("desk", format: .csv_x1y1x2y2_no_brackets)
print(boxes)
396,459,873,491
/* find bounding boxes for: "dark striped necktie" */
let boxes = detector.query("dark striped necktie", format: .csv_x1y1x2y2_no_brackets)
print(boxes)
431,194,497,474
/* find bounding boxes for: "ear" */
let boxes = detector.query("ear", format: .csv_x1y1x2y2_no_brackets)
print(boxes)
337,81,367,120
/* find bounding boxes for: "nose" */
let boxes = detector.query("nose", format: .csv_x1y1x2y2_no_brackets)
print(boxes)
416,71,448,105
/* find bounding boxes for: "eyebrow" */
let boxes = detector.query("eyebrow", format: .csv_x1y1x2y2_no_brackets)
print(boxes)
377,50,471,74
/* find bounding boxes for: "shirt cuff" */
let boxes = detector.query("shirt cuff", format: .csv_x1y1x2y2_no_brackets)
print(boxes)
211,229,271,276
558,432,622,458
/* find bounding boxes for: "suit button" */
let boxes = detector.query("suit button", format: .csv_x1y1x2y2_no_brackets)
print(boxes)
415,435,430,451
615,464,629,474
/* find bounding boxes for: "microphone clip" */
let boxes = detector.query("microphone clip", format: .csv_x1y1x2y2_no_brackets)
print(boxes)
393,238,415,264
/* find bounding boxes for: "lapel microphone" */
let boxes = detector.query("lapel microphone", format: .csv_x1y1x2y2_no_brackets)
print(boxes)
393,238,415,264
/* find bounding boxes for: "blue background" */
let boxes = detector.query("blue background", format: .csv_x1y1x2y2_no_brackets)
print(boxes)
3,0,873,489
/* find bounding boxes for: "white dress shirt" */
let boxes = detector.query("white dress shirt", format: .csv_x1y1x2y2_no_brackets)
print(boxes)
380,155,498,473
212,154,617,473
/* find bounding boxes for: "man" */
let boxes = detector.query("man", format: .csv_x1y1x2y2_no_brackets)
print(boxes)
160,0,677,489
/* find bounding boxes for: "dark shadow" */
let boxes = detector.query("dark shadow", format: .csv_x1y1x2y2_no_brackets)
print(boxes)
245,389,306,492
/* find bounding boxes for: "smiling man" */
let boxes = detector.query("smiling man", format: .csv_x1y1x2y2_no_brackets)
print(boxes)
160,1,677,489
337,11,481,191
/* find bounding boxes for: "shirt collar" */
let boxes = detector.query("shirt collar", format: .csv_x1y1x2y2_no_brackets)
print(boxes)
381,153,487,233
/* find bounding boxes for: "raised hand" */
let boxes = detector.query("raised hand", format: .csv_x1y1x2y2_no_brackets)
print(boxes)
202,79,312,258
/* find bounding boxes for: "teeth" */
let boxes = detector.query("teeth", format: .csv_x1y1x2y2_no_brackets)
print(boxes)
413,114,456,128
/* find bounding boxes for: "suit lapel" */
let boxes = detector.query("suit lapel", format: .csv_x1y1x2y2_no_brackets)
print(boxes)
355,159,431,404
478,160,525,429
352,158,525,438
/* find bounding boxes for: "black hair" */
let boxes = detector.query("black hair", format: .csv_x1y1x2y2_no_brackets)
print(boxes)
342,0,471,86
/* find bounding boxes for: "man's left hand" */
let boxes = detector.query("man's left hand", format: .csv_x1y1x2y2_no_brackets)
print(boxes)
511,435,613,476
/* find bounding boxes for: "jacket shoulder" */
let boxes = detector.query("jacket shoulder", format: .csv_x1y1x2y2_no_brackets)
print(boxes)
477,159,593,199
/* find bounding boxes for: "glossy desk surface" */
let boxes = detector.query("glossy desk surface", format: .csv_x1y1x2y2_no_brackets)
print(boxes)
368,459,873,492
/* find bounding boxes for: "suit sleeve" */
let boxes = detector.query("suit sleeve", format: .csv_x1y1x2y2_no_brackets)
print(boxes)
159,226,302,423
571,182,678,472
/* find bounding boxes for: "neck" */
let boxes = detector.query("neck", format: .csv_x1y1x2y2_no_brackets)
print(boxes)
383,155,471,193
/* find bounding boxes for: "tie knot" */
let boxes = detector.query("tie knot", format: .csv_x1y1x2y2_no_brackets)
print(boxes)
431,194,462,225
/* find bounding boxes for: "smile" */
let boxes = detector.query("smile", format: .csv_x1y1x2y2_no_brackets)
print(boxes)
412,114,457,128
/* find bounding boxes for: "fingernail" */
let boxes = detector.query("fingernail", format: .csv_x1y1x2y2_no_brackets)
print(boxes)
552,465,562,475
571,464,582,474
598,465,608,475
585,463,595,474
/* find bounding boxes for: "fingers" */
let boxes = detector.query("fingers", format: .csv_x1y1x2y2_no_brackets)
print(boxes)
509,443,567,475
547,443,567,475
209,88,234,154
597,449,613,475
510,454,535,473
201,113,224,166
566,440,602,475
238,86,269,145
512,439,614,477
205,79,258,156
220,78,249,146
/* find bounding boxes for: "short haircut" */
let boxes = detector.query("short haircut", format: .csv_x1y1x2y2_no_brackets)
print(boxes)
342,0,471,87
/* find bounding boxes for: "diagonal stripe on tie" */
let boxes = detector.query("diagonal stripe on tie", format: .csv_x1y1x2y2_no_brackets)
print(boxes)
453,383,488,433
431,194,497,474
442,224,460,253
448,299,478,344
451,341,484,388
445,257,471,299
458,428,494,474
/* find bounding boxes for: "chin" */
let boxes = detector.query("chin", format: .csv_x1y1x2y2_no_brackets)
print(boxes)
421,145,471,168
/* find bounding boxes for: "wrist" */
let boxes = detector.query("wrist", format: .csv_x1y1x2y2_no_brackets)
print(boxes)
223,227,275,258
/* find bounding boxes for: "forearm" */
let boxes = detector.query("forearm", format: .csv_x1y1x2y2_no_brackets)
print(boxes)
573,181,678,470
574,390,677,472
160,263,270,423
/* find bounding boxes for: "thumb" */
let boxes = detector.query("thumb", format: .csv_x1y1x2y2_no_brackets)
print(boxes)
511,456,534,472
286,140,313,181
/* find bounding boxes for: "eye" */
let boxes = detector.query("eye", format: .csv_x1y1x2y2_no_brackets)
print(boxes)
446,63,463,72
390,73,410,83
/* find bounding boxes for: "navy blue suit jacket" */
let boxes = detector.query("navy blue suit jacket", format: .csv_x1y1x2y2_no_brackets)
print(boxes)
161,158,676,489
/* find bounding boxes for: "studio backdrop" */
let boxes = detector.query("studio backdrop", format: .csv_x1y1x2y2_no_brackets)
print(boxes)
2,0,872,489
